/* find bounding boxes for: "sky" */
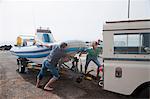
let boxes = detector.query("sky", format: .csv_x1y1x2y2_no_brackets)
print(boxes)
0,0,150,45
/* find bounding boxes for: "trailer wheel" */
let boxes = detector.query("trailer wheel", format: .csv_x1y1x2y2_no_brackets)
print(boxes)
18,64,26,73
17,58,27,73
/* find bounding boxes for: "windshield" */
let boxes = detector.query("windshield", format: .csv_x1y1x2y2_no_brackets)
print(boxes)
43,34,50,43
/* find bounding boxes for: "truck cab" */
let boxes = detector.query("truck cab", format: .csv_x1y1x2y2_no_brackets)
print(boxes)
102,19,150,98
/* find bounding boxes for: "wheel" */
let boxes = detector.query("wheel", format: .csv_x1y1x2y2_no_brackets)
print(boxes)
18,64,25,73
17,58,27,73
137,87,150,98
98,80,103,87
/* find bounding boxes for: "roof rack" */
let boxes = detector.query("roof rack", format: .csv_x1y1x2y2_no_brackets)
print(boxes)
106,19,150,23
37,27,51,33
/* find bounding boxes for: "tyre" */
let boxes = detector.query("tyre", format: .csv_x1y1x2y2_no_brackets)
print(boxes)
98,80,103,87
19,65,25,73
137,87,150,98
17,58,27,73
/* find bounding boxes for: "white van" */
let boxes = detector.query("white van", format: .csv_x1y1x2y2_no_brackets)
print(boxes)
102,19,150,98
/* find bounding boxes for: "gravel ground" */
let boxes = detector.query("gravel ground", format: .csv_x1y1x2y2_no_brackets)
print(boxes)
0,51,134,99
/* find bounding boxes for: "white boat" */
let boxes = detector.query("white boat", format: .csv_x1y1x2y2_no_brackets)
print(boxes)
10,28,87,64
10,40,87,64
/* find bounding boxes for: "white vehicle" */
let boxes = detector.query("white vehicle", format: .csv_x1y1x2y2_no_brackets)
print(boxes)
102,19,150,98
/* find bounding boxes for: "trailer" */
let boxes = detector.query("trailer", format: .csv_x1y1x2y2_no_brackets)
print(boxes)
102,19,150,98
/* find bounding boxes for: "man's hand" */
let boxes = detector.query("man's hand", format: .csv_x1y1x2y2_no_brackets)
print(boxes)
63,57,70,62
67,53,76,58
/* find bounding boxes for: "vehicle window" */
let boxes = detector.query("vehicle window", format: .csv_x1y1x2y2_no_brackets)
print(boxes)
142,33,150,47
114,35,127,46
114,33,150,54
37,34,43,42
128,35,140,46
43,34,50,43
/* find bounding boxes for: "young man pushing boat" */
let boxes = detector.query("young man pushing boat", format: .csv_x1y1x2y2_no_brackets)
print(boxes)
36,42,68,91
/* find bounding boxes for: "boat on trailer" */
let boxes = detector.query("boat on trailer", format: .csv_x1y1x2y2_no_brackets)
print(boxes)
10,28,87,72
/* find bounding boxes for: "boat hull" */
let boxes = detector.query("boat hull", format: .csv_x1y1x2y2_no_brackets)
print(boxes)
10,40,87,64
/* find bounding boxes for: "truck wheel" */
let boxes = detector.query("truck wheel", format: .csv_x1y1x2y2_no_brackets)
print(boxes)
137,87,150,98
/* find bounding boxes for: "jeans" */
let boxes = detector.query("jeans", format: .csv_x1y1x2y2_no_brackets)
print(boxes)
37,60,60,80
85,55,101,73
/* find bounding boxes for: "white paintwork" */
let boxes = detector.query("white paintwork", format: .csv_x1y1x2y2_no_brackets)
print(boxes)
103,19,150,95
104,60,150,95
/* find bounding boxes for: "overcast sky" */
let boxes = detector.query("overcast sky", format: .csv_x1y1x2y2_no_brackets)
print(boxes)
0,0,150,45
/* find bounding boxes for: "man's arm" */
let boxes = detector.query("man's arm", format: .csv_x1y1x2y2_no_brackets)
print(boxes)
79,48,88,57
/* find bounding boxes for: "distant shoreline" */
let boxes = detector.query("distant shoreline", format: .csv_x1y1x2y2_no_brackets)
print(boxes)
0,41,15,46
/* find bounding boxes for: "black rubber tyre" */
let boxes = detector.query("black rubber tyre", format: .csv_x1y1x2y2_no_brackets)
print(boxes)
17,58,27,73
20,65,25,73
137,87,150,98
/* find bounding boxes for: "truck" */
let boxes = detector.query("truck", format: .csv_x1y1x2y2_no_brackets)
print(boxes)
102,19,150,98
